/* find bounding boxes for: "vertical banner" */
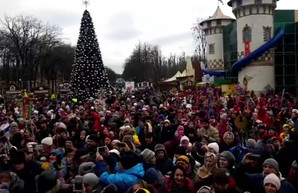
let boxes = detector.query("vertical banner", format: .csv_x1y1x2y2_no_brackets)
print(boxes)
244,41,250,56
125,81,135,93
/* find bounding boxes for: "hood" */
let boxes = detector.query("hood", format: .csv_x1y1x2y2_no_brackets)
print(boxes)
119,163,144,178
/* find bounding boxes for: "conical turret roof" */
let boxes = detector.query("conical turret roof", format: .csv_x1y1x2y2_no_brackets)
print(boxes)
200,6,234,24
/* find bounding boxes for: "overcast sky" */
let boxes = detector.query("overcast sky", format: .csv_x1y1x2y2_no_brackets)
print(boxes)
1,0,298,74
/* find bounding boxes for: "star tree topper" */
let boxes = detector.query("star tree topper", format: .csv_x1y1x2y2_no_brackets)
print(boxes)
83,0,89,9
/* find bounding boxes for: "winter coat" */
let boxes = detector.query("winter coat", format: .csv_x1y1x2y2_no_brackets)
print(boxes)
100,163,145,193
163,177,195,193
244,172,295,193
156,157,174,176
198,126,220,144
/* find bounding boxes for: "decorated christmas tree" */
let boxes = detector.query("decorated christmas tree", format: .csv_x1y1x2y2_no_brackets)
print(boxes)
70,9,110,101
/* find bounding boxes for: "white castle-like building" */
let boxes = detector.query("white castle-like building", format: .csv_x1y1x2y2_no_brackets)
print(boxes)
202,0,280,93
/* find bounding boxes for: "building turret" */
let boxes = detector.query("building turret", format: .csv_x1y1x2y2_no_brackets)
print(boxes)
200,6,235,71
228,0,278,92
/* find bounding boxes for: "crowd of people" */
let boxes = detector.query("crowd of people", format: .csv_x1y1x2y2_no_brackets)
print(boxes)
0,84,297,193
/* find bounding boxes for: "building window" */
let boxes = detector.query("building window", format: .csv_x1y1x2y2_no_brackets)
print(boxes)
209,44,215,54
243,25,252,42
255,0,262,4
237,0,242,6
216,20,221,25
207,21,211,28
263,26,271,41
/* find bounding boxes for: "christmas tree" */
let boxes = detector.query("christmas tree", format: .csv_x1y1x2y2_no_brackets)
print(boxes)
70,10,110,101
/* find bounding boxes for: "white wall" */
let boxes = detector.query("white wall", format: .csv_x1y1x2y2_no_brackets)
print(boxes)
238,66,275,92
237,15,273,53
206,33,224,61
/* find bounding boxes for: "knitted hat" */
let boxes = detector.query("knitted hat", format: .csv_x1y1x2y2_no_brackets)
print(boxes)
36,171,57,193
154,144,166,154
41,137,53,146
78,162,95,176
120,151,140,169
246,138,257,149
263,173,281,190
263,158,279,172
223,131,234,142
141,148,155,162
109,149,120,158
87,134,99,144
143,167,164,185
10,122,18,128
180,136,189,144
176,155,190,170
197,186,212,193
101,184,117,193
220,151,236,167
207,142,219,154
83,173,99,188
213,168,230,184
122,135,133,143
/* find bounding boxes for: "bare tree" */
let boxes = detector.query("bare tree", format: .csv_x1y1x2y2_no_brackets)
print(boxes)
192,18,207,62
0,15,62,89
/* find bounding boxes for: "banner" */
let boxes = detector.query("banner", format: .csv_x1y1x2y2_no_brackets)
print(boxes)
244,41,250,56
125,81,135,93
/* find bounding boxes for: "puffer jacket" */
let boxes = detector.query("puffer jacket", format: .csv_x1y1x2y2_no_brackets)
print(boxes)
100,163,144,193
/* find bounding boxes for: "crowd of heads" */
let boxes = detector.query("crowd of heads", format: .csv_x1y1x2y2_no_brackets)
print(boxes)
0,85,297,193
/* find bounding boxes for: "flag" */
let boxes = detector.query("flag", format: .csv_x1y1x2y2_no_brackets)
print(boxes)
219,0,224,5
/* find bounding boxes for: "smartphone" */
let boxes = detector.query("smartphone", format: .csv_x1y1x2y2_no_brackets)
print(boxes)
35,144,43,151
73,175,83,192
97,146,106,153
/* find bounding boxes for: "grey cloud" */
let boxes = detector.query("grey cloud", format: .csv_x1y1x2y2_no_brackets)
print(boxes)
104,11,142,41
150,32,191,46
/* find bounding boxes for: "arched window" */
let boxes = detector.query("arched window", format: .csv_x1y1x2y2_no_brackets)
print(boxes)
243,25,252,42
209,44,215,54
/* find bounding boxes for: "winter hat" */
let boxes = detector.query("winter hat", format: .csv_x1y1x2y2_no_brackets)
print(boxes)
41,137,53,146
111,139,121,146
207,142,219,154
83,173,99,188
177,125,184,133
176,155,190,170
197,186,212,193
101,184,117,193
263,158,279,172
10,122,18,128
120,151,140,169
87,134,99,144
246,138,257,149
141,148,155,162
134,188,150,193
180,136,189,144
122,135,133,143
220,151,236,167
36,171,57,193
143,167,158,184
154,144,166,154
263,173,281,190
158,114,165,120
213,168,230,184
223,131,234,142
78,162,95,176
109,149,120,158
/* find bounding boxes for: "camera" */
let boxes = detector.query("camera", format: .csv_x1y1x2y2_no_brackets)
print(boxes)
97,146,106,153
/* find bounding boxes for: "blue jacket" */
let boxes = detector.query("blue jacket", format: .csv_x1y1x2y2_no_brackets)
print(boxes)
100,163,144,193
